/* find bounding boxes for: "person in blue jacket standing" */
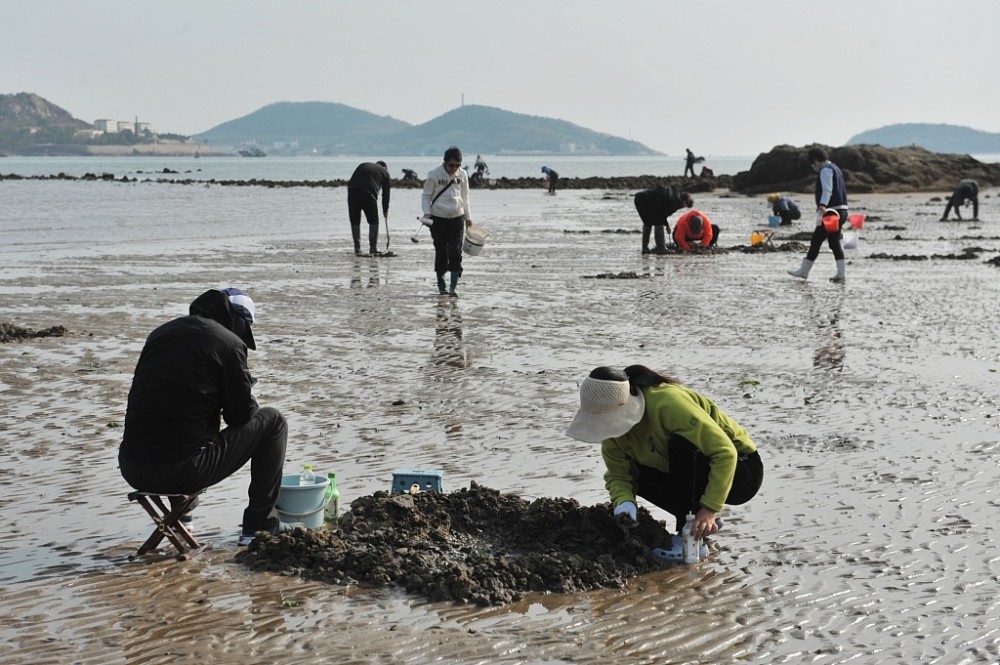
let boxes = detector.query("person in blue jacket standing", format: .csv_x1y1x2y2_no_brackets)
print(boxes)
788,147,848,283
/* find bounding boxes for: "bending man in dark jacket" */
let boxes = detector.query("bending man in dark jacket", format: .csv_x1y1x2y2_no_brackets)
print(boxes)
118,288,288,545
940,179,979,221
634,185,693,254
347,160,391,256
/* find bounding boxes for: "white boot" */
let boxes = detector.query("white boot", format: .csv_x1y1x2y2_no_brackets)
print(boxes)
788,258,813,279
831,259,846,283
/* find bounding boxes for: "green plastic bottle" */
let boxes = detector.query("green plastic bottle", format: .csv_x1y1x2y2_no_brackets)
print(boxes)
323,472,340,526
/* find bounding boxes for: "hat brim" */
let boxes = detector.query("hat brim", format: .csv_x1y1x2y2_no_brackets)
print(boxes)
565,389,645,443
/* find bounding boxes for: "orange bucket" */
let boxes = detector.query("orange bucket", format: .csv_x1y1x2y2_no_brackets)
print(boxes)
848,213,865,229
822,210,841,233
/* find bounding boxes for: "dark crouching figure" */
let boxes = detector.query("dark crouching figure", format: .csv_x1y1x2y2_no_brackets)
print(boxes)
118,287,289,546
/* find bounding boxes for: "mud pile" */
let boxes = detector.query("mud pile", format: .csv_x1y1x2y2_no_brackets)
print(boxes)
235,483,675,606
0,322,68,343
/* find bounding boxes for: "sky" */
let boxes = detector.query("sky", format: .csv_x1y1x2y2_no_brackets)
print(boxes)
2,0,998,156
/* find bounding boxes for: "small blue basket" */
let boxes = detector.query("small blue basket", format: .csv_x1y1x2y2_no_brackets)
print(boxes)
391,468,444,494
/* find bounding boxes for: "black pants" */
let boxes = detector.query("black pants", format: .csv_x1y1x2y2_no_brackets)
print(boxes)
348,188,380,252
119,406,288,532
805,210,845,261
430,215,465,277
547,174,559,193
634,435,763,532
779,209,801,225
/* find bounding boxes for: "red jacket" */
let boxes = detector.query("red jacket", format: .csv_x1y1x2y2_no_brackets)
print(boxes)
673,210,714,251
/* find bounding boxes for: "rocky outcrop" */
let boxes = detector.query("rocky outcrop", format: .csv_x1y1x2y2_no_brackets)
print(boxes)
731,144,1000,195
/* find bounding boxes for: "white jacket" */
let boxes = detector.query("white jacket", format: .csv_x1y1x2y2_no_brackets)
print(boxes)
421,164,471,221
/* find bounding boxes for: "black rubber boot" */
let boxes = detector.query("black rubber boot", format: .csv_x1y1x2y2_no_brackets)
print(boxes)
641,225,651,254
368,224,381,256
436,274,447,295
351,223,362,255
654,225,668,253
449,272,460,297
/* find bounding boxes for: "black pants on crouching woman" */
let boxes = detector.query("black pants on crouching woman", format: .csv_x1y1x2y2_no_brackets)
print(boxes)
635,435,763,532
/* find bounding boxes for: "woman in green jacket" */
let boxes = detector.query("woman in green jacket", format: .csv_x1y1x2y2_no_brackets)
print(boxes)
566,365,763,546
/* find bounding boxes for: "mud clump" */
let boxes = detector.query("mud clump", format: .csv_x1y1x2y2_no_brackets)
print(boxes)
0,322,68,343
234,483,675,606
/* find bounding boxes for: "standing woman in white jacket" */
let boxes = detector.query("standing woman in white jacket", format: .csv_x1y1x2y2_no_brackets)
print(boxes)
422,146,473,297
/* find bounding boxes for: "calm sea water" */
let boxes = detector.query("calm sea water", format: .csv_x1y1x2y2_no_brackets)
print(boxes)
0,154,755,181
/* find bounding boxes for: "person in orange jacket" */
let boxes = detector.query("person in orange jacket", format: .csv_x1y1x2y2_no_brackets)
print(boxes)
672,210,719,251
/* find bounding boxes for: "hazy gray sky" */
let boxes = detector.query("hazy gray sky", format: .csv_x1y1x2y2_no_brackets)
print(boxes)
3,0,997,155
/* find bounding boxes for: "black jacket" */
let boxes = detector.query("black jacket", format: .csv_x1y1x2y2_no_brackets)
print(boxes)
634,186,687,219
348,162,392,215
120,289,258,463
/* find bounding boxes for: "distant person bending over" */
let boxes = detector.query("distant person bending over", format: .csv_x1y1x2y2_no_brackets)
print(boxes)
684,148,697,178
347,160,391,256
633,185,693,254
788,147,848,283
541,165,559,193
672,210,719,252
767,193,802,226
422,146,473,297
474,155,490,175
940,179,979,221
401,168,420,183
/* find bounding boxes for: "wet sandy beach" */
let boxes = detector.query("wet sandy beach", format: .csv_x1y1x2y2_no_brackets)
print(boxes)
2,184,1000,664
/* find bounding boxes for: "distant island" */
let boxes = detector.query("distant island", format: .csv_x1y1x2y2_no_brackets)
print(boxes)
192,102,660,156
4,92,1000,158
846,123,1000,154
0,93,658,157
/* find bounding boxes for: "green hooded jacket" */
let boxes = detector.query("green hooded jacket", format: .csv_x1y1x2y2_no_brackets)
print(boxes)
601,383,756,513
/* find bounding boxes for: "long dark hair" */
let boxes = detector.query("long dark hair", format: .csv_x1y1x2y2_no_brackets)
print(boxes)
623,364,682,389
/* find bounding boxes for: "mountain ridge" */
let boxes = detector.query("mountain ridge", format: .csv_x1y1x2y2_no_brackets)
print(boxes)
193,102,661,156
846,123,1000,153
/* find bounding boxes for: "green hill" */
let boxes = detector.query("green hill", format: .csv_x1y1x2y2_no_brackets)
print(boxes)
195,102,659,156
194,101,410,153
370,105,657,156
0,92,92,148
846,123,1000,154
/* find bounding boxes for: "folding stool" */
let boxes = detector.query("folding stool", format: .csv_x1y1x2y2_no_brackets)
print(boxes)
127,490,204,561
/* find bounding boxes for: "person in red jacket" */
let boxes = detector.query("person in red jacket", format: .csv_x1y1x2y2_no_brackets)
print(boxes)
672,210,719,251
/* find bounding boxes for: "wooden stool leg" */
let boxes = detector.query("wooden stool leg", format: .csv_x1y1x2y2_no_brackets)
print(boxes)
128,491,203,560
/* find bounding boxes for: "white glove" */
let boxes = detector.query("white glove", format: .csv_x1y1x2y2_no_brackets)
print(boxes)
420,214,433,227
613,501,637,521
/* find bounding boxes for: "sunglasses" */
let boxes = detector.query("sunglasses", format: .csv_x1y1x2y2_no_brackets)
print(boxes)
445,161,462,168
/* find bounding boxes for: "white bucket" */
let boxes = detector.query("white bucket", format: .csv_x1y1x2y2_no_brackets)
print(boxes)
463,224,490,256
843,231,859,249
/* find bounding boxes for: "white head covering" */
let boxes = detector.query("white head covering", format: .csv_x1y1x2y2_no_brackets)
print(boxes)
565,369,645,443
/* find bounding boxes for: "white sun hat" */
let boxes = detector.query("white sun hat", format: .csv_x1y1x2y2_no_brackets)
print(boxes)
565,368,646,443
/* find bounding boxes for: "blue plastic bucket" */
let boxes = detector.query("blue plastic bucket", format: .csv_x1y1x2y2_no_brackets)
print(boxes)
767,215,781,227
276,474,329,516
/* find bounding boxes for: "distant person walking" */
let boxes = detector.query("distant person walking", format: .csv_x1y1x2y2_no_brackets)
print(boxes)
541,165,559,194
422,146,473,297
940,179,979,221
767,193,802,226
788,147,848,283
684,149,697,178
633,185,693,254
672,210,719,251
347,161,391,256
